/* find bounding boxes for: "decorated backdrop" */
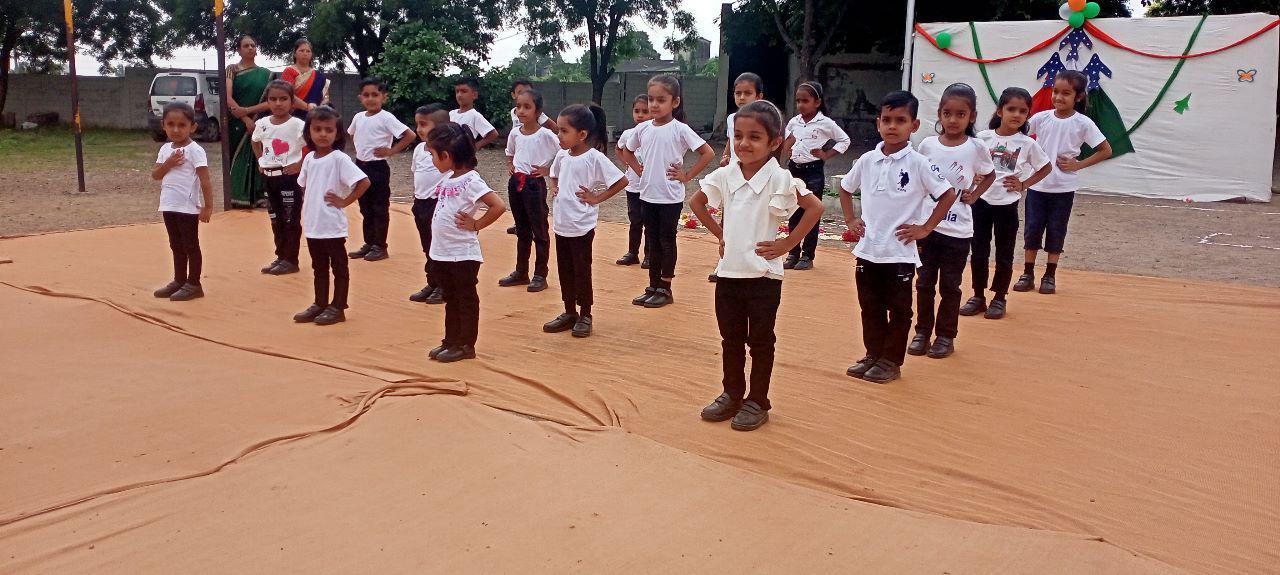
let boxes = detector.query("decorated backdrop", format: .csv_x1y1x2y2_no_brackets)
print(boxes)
912,12,1278,202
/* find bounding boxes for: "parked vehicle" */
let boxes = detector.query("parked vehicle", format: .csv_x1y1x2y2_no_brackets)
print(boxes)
148,71,222,142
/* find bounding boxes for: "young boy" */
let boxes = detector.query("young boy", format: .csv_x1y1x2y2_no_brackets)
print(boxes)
449,77,499,150
509,79,557,132
840,91,957,384
408,104,453,305
346,77,415,262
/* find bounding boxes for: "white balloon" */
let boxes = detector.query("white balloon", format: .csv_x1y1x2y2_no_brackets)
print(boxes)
1059,2,1074,20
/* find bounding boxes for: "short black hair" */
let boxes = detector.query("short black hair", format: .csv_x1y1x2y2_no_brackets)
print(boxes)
304,105,347,151
879,90,919,119
511,78,533,92
454,77,480,91
162,101,196,124
359,77,387,93
427,122,477,171
415,103,450,124
264,79,294,100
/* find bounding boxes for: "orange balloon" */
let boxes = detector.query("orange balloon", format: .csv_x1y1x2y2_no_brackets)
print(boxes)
1067,0,1086,12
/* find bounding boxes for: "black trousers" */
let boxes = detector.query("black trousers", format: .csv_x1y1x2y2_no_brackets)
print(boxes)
1024,190,1074,254
307,237,349,309
355,159,391,248
162,211,202,285
436,260,482,348
787,160,825,260
263,173,303,264
716,277,782,410
411,198,440,289
971,199,1019,298
556,231,594,312
625,191,647,256
641,200,683,287
856,258,916,366
916,232,970,339
508,174,550,278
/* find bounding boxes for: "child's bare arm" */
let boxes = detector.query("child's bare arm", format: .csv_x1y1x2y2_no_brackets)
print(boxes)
670,143,715,183
897,188,957,243
617,147,643,176
689,190,721,239
1058,141,1112,172
327,178,371,208
475,130,499,150
456,192,506,231
196,166,214,222
759,192,824,260
579,177,629,206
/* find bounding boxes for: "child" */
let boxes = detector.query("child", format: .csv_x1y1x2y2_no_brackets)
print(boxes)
542,104,628,338
294,106,371,326
509,79,557,131
690,100,824,431
910,83,995,359
780,81,850,271
965,87,1052,320
252,80,307,276
841,91,957,384
426,123,507,363
450,77,499,150
500,88,560,293
618,74,715,309
1016,70,1112,294
346,77,415,262
152,102,214,302
720,72,765,168
614,94,650,267
408,104,453,305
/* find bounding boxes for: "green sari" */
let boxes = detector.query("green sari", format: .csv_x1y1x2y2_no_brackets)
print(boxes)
228,64,271,206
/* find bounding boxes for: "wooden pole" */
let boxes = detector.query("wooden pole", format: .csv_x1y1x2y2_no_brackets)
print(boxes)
63,0,87,194
214,0,232,211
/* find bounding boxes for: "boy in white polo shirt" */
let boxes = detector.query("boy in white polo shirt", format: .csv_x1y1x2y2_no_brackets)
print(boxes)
346,77,415,262
840,91,957,384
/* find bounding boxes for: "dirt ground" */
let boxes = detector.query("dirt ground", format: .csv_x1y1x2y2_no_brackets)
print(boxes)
2,130,1278,287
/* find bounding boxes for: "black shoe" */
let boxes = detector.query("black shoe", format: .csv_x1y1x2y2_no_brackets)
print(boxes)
846,355,878,379
436,345,476,363
632,287,656,306
792,256,813,271
616,252,640,266
409,286,433,302
643,287,673,308
543,312,578,333
699,392,742,422
268,261,299,275
1013,273,1035,292
1039,275,1056,294
731,400,769,431
926,336,955,359
314,306,346,325
984,299,1006,319
293,304,325,323
348,244,372,259
498,271,530,287
640,257,651,269
169,283,204,301
959,295,987,316
424,288,445,305
907,333,930,356
571,316,593,338
428,344,448,360
506,225,517,235
153,281,184,298
363,246,388,261
261,259,282,274
708,273,718,283
527,276,547,293
783,254,799,269
861,359,901,384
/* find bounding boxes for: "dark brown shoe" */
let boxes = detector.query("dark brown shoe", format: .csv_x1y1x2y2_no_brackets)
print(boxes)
700,393,742,422
730,400,769,431
543,313,578,333
293,304,325,323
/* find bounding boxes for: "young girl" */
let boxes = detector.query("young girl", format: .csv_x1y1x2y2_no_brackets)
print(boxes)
1016,70,1112,295
252,80,307,276
720,72,765,167
408,104,452,305
618,74,715,308
293,106,370,326
910,83,995,360
426,123,507,363
690,100,824,431
964,87,1052,320
152,102,214,302
501,88,560,293
780,81,850,270
542,104,628,338
614,94,649,267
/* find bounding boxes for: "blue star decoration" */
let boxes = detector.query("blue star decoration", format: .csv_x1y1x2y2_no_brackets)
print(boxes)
1059,28,1094,54
1174,93,1191,114
1082,53,1112,91
1038,53,1066,88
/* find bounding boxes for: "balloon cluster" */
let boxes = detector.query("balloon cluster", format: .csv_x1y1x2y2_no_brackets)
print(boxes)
1059,0,1101,29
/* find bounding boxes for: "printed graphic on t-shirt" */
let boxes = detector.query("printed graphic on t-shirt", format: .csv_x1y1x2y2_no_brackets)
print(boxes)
942,160,969,191
898,170,910,190
264,138,292,164
990,143,1021,175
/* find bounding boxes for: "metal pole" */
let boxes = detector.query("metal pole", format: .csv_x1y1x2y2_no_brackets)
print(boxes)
63,0,87,194
901,0,917,91
214,0,232,211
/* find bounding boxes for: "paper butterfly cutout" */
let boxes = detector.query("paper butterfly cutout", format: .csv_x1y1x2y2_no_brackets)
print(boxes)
1237,69,1256,82
921,73,936,84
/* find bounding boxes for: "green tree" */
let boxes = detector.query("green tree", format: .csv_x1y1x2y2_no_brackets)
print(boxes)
698,56,719,78
370,24,462,119
1142,0,1278,16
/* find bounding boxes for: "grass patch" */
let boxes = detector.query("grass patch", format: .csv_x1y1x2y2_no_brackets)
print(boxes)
0,127,168,172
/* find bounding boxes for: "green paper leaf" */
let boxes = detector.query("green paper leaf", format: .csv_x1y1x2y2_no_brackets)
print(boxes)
1174,93,1191,114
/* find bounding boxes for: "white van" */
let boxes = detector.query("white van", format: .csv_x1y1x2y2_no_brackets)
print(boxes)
148,71,222,142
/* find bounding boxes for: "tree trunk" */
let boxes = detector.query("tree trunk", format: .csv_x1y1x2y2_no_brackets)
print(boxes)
0,27,17,116
799,0,815,82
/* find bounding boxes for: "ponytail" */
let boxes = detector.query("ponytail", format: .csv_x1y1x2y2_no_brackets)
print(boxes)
559,103,609,152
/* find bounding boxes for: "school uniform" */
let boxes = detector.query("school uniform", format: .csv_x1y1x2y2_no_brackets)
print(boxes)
842,142,952,367
616,127,647,258
550,148,625,316
348,109,410,250
297,150,368,309
430,171,492,349
251,116,306,265
700,157,808,409
624,119,707,290
1025,110,1105,254
156,141,208,286
975,129,1050,298
784,112,850,262
504,126,560,280
450,108,496,143
411,143,449,291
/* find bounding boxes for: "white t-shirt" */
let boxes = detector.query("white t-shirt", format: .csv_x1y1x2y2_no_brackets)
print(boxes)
450,108,496,141
297,150,368,239
841,142,953,266
411,143,446,201
505,126,561,175
430,171,492,262
156,141,208,215
617,127,643,193
976,129,1051,205
1028,110,1106,193
726,111,738,162
624,119,706,204
510,107,550,128
347,110,410,162
700,157,808,280
917,136,995,239
550,148,626,238
785,112,851,164
251,116,306,168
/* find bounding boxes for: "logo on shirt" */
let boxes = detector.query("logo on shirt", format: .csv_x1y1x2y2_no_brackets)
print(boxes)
898,170,910,190
991,143,1021,174
270,138,290,157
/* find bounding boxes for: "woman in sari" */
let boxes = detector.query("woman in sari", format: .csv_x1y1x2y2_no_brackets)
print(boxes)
225,34,272,206
279,39,330,120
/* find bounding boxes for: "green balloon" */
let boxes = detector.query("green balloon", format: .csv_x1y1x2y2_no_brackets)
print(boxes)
1069,11,1085,28
1083,2,1101,18
936,32,952,50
